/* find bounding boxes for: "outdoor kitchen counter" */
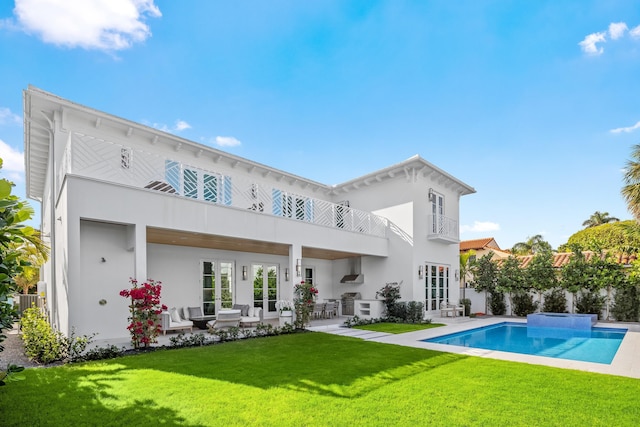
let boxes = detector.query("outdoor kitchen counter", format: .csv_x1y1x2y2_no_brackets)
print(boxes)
354,299,384,319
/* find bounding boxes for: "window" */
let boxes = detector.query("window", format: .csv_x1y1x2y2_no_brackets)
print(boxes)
431,191,444,234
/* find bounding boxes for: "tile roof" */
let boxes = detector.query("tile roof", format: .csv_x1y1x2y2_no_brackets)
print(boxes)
513,251,637,268
460,238,500,252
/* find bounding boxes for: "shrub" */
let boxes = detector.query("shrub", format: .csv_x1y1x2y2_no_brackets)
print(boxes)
611,285,640,322
488,291,506,315
575,290,606,319
512,292,539,317
543,288,567,313
406,301,424,323
376,282,401,317
120,278,166,349
169,332,210,348
20,307,94,364
78,345,125,362
460,299,472,316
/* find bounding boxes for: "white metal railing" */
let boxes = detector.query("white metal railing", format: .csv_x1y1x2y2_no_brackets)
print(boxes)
65,133,388,237
427,214,459,241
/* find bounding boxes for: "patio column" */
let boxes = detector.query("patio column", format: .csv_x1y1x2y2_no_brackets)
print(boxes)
130,224,147,282
287,243,302,301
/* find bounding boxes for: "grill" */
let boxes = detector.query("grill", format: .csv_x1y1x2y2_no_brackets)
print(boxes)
341,292,361,316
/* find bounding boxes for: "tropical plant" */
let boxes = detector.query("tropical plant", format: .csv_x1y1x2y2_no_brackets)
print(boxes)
511,292,538,317
525,249,557,305
496,255,525,315
542,288,568,313
559,220,640,253
0,158,48,375
582,211,620,228
293,281,318,328
487,290,506,315
622,144,640,219
275,300,293,312
375,282,402,316
560,246,590,312
511,235,552,255
119,278,166,348
610,285,639,322
459,249,476,298
470,252,499,314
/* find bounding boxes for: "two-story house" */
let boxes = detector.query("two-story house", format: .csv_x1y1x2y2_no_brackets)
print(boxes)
23,86,475,340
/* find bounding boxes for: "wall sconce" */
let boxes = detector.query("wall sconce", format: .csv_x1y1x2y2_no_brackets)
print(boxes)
418,265,423,278
428,188,435,202
285,268,289,281
101,257,106,263
295,259,301,277
455,269,460,282
242,266,248,281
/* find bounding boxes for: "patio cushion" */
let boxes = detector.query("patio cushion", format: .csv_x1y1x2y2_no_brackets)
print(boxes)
188,306,203,318
181,307,190,320
170,307,181,323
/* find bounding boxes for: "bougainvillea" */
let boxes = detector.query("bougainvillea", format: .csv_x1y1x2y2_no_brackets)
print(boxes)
293,280,318,328
120,278,166,348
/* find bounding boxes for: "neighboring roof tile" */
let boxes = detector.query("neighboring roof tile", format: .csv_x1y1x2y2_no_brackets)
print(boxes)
460,238,500,252
503,251,637,268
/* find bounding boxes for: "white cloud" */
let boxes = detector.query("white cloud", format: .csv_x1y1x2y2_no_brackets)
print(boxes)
174,120,191,131
579,31,606,55
0,107,21,125
631,25,640,38
215,136,242,147
610,121,640,134
460,221,500,234
0,139,25,182
145,119,191,133
9,0,161,51
609,22,628,40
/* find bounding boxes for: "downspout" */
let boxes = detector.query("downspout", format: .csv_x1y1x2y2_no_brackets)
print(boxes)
26,110,57,329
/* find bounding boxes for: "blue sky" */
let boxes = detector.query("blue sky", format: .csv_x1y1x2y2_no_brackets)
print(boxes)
1,0,639,250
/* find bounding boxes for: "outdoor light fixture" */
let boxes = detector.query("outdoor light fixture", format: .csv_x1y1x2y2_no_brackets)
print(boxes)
296,259,302,277
285,268,290,281
428,188,435,202
455,269,460,282
418,265,423,278
242,266,248,280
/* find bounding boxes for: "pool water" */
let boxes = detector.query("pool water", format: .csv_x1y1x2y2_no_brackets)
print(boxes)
424,322,626,364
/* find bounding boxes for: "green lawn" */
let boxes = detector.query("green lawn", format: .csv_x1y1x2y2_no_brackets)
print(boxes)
1,332,638,426
352,322,445,333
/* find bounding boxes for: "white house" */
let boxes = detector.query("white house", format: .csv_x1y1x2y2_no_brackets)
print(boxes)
23,86,475,341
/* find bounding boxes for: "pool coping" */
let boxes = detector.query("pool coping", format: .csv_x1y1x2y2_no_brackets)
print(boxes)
366,317,640,379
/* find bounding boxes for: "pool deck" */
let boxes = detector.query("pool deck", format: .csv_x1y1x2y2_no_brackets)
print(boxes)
307,316,640,379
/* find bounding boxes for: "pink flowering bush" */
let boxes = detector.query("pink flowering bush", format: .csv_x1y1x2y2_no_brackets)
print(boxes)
293,280,319,328
120,278,167,349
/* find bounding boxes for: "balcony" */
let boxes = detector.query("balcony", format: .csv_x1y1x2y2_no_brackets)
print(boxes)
427,214,459,244
60,133,389,238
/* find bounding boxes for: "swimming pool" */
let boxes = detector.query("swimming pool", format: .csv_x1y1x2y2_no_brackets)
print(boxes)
423,322,627,364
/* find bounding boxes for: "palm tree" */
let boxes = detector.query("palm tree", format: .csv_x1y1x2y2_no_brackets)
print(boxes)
459,249,476,299
622,144,640,220
582,211,619,228
511,234,552,255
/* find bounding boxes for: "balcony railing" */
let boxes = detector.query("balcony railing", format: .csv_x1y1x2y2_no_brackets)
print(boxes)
62,133,388,237
427,214,459,243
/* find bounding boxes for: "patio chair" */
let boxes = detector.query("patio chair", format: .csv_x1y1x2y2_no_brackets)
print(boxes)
312,303,325,319
440,301,456,318
323,302,336,319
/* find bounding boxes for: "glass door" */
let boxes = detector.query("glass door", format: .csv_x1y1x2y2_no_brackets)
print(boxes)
425,263,450,312
252,264,279,314
202,260,234,315
431,192,444,234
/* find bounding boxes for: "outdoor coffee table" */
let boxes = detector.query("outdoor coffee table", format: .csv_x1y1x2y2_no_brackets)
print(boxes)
189,315,216,329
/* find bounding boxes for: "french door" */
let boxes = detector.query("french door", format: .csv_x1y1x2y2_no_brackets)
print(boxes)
252,264,278,314
202,260,234,315
425,263,450,312
431,192,445,234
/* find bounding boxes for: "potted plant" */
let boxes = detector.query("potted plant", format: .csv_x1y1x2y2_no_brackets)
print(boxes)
276,300,294,326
